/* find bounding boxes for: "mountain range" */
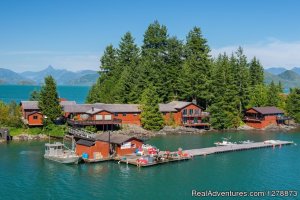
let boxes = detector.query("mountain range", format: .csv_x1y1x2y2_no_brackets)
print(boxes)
0,65,299,89
264,67,300,89
0,66,99,86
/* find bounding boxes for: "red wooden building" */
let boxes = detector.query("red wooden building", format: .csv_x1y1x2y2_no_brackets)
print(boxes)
159,101,210,128
244,107,287,129
75,132,143,159
20,100,210,129
20,100,76,126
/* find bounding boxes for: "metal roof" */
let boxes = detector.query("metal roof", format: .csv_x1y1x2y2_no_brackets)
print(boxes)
60,101,77,106
76,139,95,147
20,101,39,110
251,107,284,115
94,132,141,145
159,104,177,112
85,108,104,115
168,101,192,109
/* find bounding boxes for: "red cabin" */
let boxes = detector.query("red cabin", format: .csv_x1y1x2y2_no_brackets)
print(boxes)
244,107,286,129
75,133,143,159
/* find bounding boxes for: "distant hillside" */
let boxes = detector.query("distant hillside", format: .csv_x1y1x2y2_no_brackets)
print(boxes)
21,65,98,85
66,73,99,86
265,67,287,75
0,66,98,86
0,68,35,85
278,70,300,81
264,70,300,89
291,67,300,75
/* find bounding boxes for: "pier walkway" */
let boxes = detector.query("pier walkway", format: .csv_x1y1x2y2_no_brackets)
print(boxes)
118,140,294,167
184,140,293,157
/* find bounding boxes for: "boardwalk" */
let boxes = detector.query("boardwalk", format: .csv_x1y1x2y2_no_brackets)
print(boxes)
184,140,294,157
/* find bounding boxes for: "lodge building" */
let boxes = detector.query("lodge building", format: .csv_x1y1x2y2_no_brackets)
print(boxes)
20,100,210,129
243,106,290,129
75,132,144,160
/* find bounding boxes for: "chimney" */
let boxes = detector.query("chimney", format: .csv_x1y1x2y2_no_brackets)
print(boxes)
192,99,197,105
92,107,94,111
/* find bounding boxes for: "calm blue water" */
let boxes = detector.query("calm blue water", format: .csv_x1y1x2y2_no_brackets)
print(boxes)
0,131,299,200
0,85,90,104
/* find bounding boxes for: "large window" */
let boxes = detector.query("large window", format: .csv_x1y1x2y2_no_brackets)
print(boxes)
183,117,187,124
193,117,198,124
122,113,127,116
189,109,194,115
33,116,38,120
183,109,187,116
95,115,103,120
195,109,200,115
104,115,112,120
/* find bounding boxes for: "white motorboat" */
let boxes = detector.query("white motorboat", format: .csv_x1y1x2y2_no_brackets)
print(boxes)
214,141,237,146
44,142,80,164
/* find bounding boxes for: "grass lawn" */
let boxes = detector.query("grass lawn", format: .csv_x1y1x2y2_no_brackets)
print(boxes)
8,125,66,137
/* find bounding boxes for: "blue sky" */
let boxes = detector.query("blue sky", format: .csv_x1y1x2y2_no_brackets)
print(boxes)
0,0,299,72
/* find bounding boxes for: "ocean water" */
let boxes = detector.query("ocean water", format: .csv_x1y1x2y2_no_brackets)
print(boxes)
0,131,299,200
0,85,90,104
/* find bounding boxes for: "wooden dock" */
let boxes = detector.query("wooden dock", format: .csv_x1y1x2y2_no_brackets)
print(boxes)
185,140,294,157
117,140,294,167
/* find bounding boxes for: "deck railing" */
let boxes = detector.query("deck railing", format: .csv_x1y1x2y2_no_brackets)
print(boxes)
182,112,210,117
243,116,264,122
67,118,122,126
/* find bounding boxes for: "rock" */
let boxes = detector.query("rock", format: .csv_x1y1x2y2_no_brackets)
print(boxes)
12,134,49,141
237,125,255,130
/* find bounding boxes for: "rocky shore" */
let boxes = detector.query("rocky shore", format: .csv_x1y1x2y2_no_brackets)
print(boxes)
12,134,49,141
112,125,208,139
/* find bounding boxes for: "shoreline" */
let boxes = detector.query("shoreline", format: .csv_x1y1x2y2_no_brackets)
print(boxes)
2,124,299,143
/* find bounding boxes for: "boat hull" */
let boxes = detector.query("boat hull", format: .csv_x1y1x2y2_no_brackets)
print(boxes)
44,155,80,164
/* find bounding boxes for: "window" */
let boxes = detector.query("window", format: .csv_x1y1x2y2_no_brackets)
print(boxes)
122,113,127,116
104,115,112,120
33,116,38,120
114,113,118,116
189,109,194,115
195,109,200,115
183,117,187,124
183,109,187,116
95,115,103,120
193,117,198,124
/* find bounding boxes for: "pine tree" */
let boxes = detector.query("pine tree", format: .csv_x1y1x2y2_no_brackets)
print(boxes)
286,88,300,122
29,90,40,101
182,27,212,108
209,53,240,129
266,81,280,106
86,45,118,103
114,32,140,103
140,85,164,131
248,84,268,107
234,47,251,112
249,57,264,86
141,21,169,102
165,36,184,100
38,76,62,122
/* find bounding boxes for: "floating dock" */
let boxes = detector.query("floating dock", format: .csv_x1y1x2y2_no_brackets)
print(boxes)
117,140,294,167
185,140,294,156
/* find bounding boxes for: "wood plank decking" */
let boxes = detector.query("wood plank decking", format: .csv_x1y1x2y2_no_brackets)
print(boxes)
117,140,294,167
184,141,293,157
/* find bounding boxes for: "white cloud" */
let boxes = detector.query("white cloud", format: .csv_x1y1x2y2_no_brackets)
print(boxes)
211,39,300,69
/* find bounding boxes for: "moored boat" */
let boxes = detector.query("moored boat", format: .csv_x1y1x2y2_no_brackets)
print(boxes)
44,142,80,164
214,141,237,146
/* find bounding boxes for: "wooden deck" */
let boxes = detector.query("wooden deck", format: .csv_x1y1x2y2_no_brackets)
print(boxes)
184,140,294,156
116,140,294,167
